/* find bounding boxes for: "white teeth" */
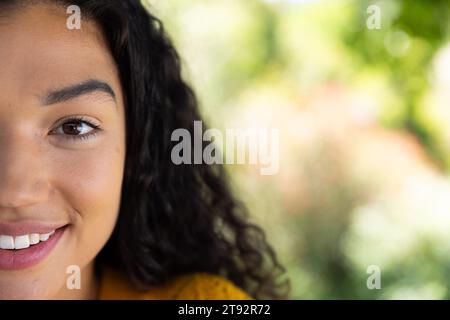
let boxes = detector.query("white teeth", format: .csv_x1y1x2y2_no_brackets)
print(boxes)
39,233,50,241
0,230,56,250
29,234,40,245
14,235,30,250
0,235,14,250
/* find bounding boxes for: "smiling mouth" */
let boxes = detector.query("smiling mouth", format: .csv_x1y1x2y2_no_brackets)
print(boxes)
0,225,68,270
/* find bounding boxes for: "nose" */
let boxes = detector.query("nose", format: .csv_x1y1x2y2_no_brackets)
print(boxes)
0,135,50,209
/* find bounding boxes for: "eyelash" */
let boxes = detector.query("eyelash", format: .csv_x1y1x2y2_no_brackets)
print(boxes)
50,116,102,142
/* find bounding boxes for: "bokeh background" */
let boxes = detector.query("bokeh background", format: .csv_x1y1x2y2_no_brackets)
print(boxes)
147,0,450,299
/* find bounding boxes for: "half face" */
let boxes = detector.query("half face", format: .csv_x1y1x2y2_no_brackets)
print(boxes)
0,3,126,299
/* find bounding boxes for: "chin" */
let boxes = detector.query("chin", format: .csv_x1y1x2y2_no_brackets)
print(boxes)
0,271,64,300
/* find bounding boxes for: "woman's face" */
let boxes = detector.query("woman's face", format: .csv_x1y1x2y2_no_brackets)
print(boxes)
0,4,126,299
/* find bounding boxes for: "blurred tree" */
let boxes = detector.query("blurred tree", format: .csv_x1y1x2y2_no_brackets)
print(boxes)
344,0,450,168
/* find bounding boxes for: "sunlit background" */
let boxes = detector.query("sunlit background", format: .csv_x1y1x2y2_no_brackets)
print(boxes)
147,0,450,299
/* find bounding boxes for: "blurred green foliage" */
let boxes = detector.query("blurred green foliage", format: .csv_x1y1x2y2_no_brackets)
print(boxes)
149,0,450,299
346,0,450,168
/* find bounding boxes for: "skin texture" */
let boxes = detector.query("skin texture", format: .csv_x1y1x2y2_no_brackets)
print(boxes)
0,4,126,299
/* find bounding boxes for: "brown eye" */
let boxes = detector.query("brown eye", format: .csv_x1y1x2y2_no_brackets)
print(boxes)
62,120,85,135
51,118,100,139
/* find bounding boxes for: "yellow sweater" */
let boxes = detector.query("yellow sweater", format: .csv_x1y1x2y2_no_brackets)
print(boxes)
98,268,252,300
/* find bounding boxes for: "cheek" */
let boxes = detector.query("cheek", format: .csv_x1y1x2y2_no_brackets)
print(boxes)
51,140,125,264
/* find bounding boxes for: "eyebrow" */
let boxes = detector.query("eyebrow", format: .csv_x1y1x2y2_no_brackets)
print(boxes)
42,79,116,106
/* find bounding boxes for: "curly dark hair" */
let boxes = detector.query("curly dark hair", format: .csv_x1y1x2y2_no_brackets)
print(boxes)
3,0,290,299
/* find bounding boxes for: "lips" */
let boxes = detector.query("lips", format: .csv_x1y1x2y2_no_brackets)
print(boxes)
0,221,65,237
0,222,68,270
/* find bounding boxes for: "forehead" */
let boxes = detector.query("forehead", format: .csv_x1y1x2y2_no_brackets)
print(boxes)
0,3,120,107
